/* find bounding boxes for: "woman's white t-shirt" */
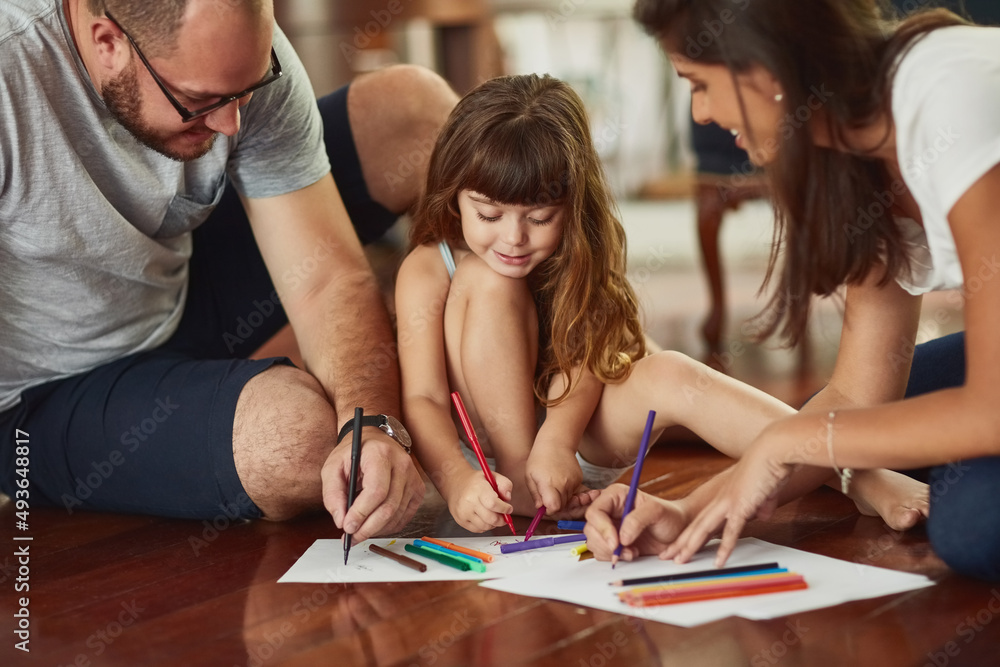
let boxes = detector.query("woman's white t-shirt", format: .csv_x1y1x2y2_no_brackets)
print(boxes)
891,25,1000,295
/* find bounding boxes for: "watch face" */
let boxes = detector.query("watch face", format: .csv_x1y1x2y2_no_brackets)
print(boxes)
384,415,412,448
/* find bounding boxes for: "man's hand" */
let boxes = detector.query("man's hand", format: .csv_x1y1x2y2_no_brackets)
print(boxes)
584,484,690,562
321,432,424,543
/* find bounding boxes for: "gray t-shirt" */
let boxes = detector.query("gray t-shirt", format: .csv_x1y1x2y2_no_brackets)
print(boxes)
0,0,331,411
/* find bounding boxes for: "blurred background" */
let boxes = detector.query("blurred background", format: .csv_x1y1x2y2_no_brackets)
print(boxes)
272,0,981,406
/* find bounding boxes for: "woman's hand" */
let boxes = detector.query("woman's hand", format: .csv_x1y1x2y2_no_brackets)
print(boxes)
445,468,514,533
525,445,583,513
584,484,690,562
664,441,796,567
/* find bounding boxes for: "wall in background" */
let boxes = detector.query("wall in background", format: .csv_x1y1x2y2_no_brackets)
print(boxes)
273,0,692,198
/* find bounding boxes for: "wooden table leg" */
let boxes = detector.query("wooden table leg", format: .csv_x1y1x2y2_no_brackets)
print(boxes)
696,182,727,358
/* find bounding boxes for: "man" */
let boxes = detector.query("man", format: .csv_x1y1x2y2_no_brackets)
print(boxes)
0,0,457,543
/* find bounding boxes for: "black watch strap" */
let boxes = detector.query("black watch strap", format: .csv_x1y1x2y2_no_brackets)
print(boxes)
336,416,384,444
336,415,412,454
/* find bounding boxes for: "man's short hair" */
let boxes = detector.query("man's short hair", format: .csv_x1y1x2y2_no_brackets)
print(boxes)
87,0,189,57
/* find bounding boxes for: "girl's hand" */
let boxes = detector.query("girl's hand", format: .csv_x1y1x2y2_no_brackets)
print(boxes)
663,442,795,567
446,468,515,533
584,484,689,562
525,446,583,513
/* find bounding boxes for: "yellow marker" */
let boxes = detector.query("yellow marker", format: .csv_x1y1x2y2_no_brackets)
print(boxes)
570,543,590,557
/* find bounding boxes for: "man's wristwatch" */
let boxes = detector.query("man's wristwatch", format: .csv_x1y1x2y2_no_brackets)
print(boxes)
336,414,412,454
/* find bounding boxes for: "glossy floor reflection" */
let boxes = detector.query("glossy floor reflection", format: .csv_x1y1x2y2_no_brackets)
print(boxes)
1,209,989,666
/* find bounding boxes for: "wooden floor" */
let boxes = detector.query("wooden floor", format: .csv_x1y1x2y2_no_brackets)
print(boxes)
3,242,999,667
3,440,999,667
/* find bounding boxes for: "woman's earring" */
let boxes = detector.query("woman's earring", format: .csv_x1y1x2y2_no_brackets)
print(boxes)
774,93,784,102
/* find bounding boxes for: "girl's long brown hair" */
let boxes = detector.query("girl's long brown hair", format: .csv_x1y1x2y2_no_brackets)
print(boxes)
634,0,968,345
409,74,646,405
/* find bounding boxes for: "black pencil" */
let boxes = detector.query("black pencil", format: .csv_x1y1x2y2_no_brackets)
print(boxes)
609,561,782,587
344,407,364,565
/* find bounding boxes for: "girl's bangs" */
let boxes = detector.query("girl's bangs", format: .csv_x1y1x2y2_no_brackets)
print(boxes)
461,124,569,207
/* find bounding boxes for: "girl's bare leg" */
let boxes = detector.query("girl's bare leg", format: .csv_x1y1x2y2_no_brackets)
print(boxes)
442,257,540,516
584,351,928,529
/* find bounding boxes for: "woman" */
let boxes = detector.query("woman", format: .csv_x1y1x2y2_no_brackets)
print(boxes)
585,0,1000,581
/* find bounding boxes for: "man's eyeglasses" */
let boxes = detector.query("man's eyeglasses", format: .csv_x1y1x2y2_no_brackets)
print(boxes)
105,11,282,123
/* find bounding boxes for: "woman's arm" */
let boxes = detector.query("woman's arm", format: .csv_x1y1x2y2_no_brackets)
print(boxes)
803,264,923,414
767,163,1000,470
667,164,1000,565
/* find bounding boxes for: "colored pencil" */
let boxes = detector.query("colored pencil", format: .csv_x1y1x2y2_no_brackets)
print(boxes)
609,561,782,587
413,539,485,564
404,543,477,572
419,536,495,563
344,407,363,565
557,520,586,531
622,568,790,594
500,533,587,554
524,506,546,540
620,572,799,598
612,410,656,568
369,544,427,573
622,580,808,608
450,391,516,535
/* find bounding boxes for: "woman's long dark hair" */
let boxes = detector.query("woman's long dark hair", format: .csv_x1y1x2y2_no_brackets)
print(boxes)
634,0,968,345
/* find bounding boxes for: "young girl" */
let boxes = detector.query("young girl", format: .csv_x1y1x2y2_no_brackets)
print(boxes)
396,73,926,534
585,1,1000,581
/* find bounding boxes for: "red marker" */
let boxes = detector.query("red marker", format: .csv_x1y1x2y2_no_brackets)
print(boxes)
451,391,517,535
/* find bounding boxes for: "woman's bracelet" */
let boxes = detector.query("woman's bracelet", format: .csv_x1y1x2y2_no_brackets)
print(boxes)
826,411,853,495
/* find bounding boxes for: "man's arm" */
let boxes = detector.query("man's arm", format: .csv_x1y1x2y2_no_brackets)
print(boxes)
241,173,423,540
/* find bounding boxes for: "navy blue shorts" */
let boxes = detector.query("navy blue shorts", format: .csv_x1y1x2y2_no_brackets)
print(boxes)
0,84,398,519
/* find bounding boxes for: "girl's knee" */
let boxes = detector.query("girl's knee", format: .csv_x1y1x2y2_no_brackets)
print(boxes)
633,350,705,391
454,257,533,307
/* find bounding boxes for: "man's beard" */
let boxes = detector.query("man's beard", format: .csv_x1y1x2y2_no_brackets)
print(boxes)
102,62,216,163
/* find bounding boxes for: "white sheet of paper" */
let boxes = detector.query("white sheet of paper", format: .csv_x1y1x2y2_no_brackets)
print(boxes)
480,537,935,627
278,535,584,583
